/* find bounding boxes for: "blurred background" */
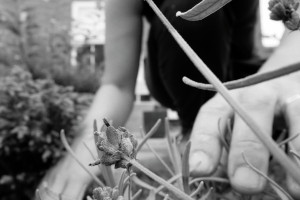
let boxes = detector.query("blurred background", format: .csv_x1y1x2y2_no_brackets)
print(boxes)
0,0,284,199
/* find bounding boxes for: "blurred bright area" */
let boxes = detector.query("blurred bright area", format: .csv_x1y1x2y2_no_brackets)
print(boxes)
259,0,285,47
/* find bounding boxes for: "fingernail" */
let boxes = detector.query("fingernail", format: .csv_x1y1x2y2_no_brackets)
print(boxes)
233,167,262,192
189,151,213,175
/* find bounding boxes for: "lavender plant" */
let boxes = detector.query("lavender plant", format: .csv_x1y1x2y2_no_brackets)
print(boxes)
37,0,300,199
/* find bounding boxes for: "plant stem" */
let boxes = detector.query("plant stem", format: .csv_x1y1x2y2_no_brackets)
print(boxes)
183,62,300,91
145,0,300,184
127,157,194,200
60,130,105,187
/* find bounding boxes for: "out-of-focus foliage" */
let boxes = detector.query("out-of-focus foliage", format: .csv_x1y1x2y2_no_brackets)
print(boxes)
0,66,93,200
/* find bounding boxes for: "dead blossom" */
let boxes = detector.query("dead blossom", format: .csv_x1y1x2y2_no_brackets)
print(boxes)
89,118,138,169
93,186,124,200
268,0,300,30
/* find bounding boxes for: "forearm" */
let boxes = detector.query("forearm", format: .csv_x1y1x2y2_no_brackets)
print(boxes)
259,0,300,74
260,31,300,73
81,84,135,137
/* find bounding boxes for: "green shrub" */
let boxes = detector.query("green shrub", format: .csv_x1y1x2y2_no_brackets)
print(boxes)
0,66,93,200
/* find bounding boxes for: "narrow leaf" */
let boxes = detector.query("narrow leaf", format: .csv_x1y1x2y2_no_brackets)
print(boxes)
60,130,105,187
199,187,213,200
164,118,184,190
145,139,175,176
132,189,142,200
182,141,191,194
190,181,204,198
136,119,161,152
242,153,293,200
154,173,182,194
35,189,42,200
176,0,232,21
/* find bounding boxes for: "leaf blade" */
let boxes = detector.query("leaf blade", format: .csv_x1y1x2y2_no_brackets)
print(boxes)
176,0,232,21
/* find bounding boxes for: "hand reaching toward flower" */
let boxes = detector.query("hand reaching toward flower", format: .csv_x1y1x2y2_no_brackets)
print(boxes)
189,23,300,200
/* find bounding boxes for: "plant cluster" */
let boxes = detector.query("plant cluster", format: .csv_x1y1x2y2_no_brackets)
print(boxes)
0,66,93,200
37,0,300,199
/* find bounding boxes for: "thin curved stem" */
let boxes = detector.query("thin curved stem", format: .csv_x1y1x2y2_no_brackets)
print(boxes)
189,177,230,185
127,158,194,200
183,62,300,91
60,130,105,187
136,119,161,153
242,153,293,200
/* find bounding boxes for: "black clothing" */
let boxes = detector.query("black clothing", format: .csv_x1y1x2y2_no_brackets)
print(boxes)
143,0,263,133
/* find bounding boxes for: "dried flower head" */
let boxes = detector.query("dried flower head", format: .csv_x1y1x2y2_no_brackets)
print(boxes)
93,186,124,200
268,0,300,30
89,118,138,169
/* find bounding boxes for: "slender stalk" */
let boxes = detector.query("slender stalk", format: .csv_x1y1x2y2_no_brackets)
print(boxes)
60,130,105,187
199,187,213,200
131,176,168,197
154,173,182,194
145,0,300,184
136,119,161,153
145,140,175,176
35,189,42,200
182,141,191,194
163,194,170,200
183,62,300,91
278,133,299,147
189,177,230,185
164,118,183,190
127,158,194,200
243,153,293,200
132,189,142,200
190,181,204,198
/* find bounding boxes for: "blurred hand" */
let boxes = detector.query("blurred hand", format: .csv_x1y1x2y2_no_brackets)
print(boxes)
37,134,98,200
189,73,300,197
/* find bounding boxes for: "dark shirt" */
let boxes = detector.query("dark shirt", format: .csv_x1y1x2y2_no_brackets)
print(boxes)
142,0,263,133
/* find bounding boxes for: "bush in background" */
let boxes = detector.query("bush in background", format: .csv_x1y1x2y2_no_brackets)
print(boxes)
0,66,93,200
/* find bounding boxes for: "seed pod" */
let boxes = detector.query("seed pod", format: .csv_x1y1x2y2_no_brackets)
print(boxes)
89,159,101,166
285,11,300,30
120,137,134,156
270,3,287,20
100,153,121,166
111,188,119,200
268,0,281,10
93,187,104,200
103,118,120,147
115,159,130,169
129,134,138,149
97,140,118,155
103,187,113,197
101,187,111,198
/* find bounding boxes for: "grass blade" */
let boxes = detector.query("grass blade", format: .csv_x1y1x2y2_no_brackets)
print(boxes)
242,153,293,200
176,0,232,21
128,158,194,200
182,141,191,194
60,130,105,187
154,173,182,194
136,119,161,153
164,118,184,190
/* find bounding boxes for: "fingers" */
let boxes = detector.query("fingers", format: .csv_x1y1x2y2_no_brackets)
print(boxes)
282,96,300,198
189,95,232,176
228,87,277,193
40,144,96,199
